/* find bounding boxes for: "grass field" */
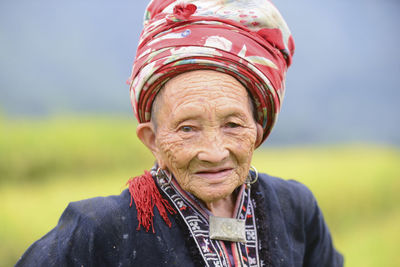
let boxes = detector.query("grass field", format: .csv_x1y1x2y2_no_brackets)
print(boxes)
1,117,399,267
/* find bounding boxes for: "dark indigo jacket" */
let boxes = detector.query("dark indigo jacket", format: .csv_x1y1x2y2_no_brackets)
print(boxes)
16,173,343,267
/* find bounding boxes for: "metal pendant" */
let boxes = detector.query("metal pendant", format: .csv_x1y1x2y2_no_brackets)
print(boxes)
209,215,246,243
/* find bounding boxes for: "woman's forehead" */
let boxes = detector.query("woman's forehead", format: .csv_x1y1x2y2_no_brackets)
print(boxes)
154,70,253,122
163,70,249,99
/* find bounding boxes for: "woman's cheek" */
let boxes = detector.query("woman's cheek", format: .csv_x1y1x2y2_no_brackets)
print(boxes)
226,128,257,156
157,132,194,169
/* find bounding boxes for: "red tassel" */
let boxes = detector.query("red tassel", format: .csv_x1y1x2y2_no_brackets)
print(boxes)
126,170,176,233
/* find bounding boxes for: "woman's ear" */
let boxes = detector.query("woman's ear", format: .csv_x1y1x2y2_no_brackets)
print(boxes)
255,123,264,148
136,122,158,154
137,122,168,169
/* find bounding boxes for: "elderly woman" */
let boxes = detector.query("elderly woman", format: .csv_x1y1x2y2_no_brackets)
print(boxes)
17,0,343,266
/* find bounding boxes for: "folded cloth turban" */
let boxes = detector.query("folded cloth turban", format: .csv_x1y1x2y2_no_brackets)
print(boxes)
128,0,295,144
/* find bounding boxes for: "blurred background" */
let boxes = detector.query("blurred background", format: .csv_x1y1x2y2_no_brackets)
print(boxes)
0,0,399,266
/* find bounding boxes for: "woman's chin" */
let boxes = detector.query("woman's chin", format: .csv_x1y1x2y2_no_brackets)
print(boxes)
189,183,236,204
178,171,244,203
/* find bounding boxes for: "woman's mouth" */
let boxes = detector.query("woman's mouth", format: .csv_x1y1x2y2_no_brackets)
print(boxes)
194,168,234,181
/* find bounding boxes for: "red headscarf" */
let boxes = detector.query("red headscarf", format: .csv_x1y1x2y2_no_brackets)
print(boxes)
128,0,294,143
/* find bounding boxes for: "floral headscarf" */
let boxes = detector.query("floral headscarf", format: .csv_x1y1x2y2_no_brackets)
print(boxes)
128,0,294,143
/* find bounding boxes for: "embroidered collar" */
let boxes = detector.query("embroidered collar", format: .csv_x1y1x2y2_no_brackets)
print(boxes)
152,167,261,267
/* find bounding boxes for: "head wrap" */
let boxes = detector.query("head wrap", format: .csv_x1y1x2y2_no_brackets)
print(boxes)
128,0,294,143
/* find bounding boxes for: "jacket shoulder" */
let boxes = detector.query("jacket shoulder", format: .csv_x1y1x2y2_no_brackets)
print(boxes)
64,189,133,224
256,173,343,267
16,189,136,267
257,173,316,213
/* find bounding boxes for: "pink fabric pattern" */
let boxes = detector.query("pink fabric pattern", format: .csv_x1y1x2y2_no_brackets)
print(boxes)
128,0,295,143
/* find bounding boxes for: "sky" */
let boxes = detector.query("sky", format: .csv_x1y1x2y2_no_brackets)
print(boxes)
0,0,399,145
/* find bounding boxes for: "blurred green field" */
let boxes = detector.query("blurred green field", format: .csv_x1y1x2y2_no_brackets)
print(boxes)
1,117,399,267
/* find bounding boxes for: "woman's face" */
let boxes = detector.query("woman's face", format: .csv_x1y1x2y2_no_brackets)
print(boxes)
146,70,262,204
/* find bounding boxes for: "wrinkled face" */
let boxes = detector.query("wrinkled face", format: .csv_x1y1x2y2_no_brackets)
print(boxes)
151,70,260,204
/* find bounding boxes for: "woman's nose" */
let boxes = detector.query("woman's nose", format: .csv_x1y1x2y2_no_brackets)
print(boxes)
197,136,229,163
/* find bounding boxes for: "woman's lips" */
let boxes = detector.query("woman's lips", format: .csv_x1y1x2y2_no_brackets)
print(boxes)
194,168,233,180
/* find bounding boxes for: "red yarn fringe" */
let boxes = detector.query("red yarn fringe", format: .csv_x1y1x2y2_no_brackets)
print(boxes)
126,170,176,233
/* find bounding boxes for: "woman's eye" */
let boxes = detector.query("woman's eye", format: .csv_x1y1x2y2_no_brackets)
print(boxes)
180,126,193,132
226,122,240,128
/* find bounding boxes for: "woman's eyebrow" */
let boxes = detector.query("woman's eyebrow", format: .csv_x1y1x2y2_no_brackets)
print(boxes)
172,115,199,127
220,110,248,121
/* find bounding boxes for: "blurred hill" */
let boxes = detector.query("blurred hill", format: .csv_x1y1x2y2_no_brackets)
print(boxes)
0,0,399,145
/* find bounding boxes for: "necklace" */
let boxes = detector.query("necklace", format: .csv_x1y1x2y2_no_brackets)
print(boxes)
209,215,246,242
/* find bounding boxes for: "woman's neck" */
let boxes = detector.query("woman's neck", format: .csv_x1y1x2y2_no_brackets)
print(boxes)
205,194,236,218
